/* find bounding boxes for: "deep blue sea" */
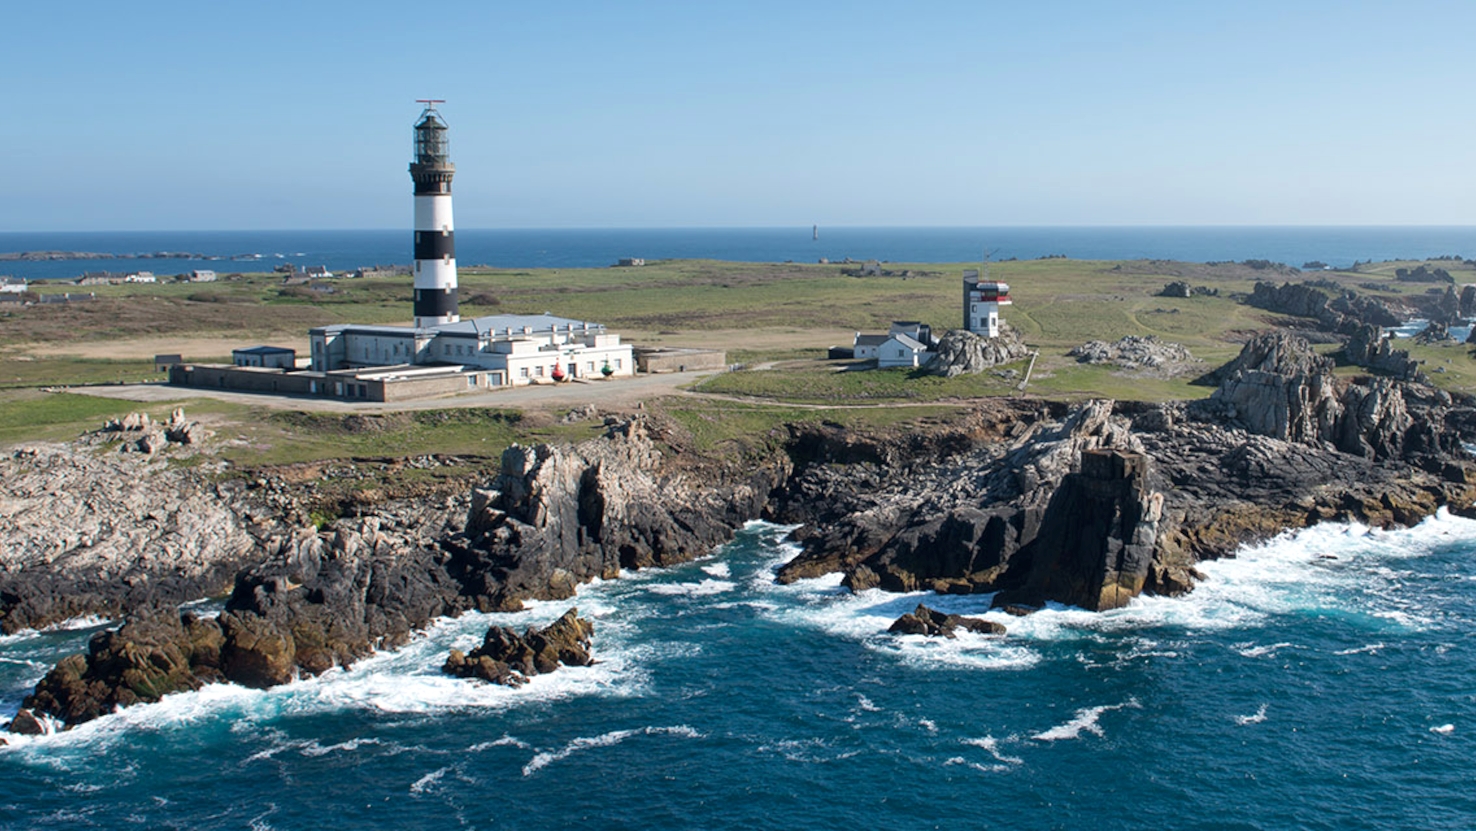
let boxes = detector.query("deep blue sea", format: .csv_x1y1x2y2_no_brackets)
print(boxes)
5,517,1476,830
4,226,1476,282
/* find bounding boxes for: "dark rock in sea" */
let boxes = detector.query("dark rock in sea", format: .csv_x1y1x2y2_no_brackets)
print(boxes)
19,608,206,727
888,604,1005,638
7,709,45,736
443,608,594,686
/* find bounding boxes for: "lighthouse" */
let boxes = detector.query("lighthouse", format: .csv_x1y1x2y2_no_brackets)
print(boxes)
410,100,458,328
963,269,1011,337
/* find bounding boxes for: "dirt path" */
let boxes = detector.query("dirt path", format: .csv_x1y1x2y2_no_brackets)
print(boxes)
66,370,722,413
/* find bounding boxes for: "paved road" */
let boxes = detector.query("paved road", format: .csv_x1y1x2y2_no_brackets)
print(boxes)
65,371,722,413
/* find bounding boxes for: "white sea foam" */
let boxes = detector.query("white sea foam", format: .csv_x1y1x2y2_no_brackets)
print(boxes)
521,725,703,776
919,719,938,733
410,766,451,795
644,579,736,597
1236,704,1269,726
468,735,530,752
757,576,1039,671
1234,642,1295,658
1430,723,1455,735
1333,643,1386,656
962,735,1024,765
944,756,1010,773
701,562,732,578
856,694,880,713
1031,699,1140,742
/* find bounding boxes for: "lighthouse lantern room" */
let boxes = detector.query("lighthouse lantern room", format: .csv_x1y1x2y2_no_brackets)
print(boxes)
410,100,459,328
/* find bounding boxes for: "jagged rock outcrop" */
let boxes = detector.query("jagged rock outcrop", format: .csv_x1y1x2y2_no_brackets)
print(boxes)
1341,324,1424,382
775,399,1160,606
888,604,1004,638
1245,281,1404,333
443,608,594,686
452,418,787,611
1460,285,1476,318
993,449,1163,611
1198,332,1448,462
923,327,1031,377
1198,331,1342,444
0,436,259,633
1416,320,1453,343
21,608,220,725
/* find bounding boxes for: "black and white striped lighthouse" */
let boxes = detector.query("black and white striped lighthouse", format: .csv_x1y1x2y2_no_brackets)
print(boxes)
410,100,458,327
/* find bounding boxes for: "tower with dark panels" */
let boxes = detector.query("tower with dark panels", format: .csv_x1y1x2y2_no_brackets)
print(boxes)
409,100,459,327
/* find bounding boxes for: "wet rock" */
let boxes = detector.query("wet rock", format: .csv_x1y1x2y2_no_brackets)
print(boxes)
888,604,1005,638
444,608,595,686
7,709,45,736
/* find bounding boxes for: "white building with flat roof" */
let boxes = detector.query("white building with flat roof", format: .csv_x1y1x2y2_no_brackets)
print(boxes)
309,312,634,386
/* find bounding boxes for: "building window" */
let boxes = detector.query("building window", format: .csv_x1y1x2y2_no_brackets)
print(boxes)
519,367,529,378
535,365,543,377
614,359,622,369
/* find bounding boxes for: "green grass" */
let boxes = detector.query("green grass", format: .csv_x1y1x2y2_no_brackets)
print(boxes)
0,357,165,389
0,391,152,446
694,359,1027,403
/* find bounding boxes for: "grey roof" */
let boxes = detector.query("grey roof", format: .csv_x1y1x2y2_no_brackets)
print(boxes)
854,334,888,347
884,333,928,351
233,345,296,355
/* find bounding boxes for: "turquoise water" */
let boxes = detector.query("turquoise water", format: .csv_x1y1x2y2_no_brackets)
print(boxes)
4,517,1476,830
4,226,1476,282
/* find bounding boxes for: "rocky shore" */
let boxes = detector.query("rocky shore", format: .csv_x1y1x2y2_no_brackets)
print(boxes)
7,328,1476,731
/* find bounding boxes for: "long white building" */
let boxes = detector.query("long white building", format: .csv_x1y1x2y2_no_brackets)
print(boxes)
309,312,634,386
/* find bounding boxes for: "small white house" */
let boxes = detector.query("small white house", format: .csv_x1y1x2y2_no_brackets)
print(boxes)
0,277,26,294
963,270,1012,337
877,332,932,368
124,272,157,283
190,270,217,283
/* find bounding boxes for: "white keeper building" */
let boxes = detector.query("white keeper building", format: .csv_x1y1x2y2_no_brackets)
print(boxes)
309,312,634,385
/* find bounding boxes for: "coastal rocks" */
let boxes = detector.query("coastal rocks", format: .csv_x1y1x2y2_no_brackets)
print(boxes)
1199,331,1341,444
0,440,259,633
452,418,786,611
1069,335,1199,374
1199,332,1452,462
888,604,1004,638
993,448,1164,611
775,399,1154,604
443,608,594,686
1341,324,1424,382
923,327,1031,377
1245,281,1405,334
20,608,209,726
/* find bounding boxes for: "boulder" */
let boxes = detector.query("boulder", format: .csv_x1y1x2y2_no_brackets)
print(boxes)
888,604,1005,638
923,327,1031,377
7,709,45,736
443,608,595,686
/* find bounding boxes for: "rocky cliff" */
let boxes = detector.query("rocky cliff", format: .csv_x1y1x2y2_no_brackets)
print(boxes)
10,343,1476,730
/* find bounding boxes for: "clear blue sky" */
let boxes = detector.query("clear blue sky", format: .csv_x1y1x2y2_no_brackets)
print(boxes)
6,0,1474,230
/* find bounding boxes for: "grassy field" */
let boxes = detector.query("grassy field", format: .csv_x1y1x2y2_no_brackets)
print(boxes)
6,255,1476,459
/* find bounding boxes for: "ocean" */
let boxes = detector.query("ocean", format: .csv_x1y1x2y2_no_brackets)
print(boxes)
4,517,1476,830
4,226,1476,283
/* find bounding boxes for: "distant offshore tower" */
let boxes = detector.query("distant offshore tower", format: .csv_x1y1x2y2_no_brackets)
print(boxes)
410,100,458,328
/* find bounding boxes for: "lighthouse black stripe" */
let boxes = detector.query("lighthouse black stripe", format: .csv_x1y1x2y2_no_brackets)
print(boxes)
413,231,455,260
414,288,458,318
